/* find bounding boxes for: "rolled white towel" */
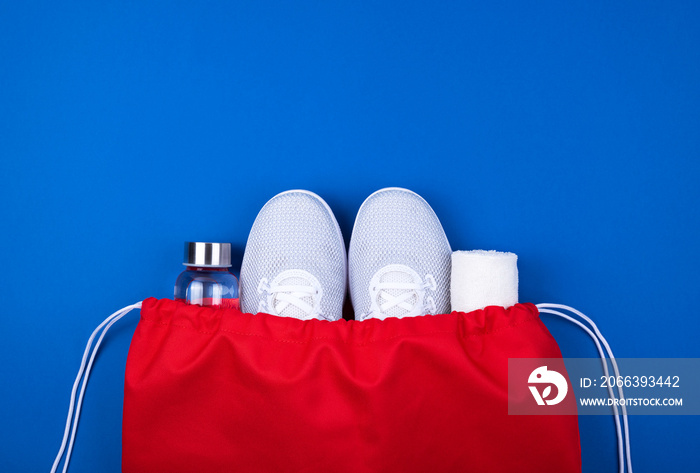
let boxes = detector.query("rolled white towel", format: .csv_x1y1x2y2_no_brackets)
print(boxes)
451,250,519,312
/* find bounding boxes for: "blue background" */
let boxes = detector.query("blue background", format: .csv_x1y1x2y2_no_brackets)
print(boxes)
1,1,698,471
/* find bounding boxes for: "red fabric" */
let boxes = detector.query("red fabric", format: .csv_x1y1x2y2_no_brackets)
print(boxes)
123,298,581,473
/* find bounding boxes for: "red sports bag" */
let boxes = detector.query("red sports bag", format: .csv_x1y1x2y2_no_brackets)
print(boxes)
119,298,581,472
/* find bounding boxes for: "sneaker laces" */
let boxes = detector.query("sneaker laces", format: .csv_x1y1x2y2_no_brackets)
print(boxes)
257,269,326,320
365,264,437,319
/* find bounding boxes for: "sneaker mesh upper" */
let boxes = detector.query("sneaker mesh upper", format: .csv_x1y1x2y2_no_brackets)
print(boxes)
349,188,451,320
240,190,347,321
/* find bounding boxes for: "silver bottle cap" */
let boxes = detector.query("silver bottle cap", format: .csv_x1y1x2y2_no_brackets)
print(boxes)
184,242,232,268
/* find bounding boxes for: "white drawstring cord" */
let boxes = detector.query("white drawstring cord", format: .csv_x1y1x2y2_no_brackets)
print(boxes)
51,302,142,473
537,303,633,473
537,306,624,473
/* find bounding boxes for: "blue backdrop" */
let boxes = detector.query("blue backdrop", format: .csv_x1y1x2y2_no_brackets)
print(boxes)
1,1,698,471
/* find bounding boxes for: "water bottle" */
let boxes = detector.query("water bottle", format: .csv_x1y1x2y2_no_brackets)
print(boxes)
174,242,240,309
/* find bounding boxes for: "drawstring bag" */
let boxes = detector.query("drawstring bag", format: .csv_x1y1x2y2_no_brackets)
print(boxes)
54,299,617,473
121,299,581,472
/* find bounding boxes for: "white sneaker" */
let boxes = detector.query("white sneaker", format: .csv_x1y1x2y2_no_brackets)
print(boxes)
240,190,347,321
349,188,451,320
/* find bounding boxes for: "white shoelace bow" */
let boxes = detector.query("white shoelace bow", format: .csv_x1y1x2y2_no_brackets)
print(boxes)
257,270,326,320
366,264,437,319
51,302,143,473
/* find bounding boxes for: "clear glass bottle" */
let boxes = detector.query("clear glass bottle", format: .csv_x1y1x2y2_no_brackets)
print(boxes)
174,242,240,310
